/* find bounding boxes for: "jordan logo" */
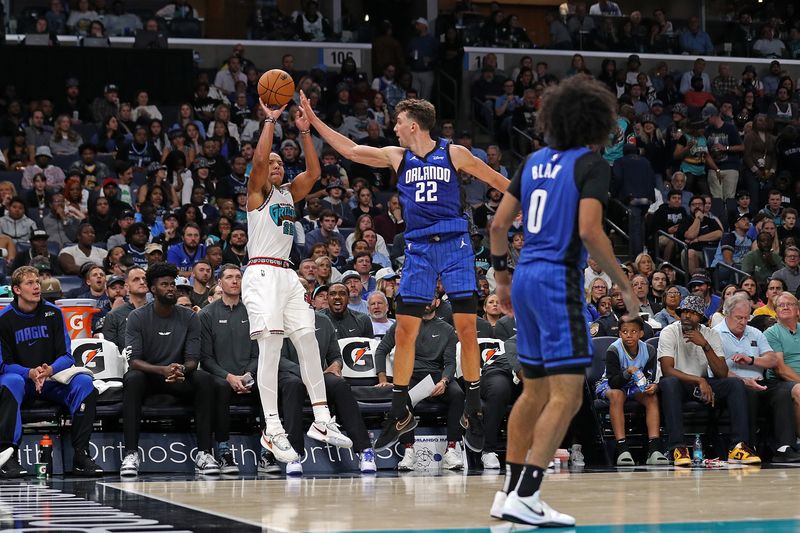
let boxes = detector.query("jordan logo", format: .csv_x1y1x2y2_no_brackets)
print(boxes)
460,238,467,248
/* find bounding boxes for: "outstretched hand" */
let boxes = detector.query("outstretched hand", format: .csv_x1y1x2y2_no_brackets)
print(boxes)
298,90,316,125
259,101,286,123
295,105,310,132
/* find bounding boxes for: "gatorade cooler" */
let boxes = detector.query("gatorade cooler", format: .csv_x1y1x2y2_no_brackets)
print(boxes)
0,298,12,310
55,299,100,340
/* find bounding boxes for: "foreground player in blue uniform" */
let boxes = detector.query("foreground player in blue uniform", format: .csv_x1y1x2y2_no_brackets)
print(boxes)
489,76,638,526
302,93,508,451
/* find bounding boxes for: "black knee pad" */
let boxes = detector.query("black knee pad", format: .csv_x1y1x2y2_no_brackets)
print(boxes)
395,295,428,318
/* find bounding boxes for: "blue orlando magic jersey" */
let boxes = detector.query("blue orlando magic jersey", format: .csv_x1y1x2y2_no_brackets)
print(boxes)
510,146,610,268
396,138,468,241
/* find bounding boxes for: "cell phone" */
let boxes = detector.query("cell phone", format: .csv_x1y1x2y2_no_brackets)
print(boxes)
242,373,254,388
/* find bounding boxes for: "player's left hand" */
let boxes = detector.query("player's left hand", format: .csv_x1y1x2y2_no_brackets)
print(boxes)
295,105,311,132
298,90,316,124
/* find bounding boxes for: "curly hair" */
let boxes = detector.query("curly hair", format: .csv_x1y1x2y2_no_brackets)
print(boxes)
395,99,436,131
536,75,618,150
146,262,178,289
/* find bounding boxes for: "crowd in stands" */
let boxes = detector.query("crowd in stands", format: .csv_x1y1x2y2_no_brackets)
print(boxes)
3,0,800,475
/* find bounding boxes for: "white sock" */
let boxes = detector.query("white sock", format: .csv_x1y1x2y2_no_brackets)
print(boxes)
312,404,331,424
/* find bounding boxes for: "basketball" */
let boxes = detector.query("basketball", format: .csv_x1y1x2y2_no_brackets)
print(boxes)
258,69,295,107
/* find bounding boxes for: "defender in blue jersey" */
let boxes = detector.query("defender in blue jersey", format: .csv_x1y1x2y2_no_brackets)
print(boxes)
302,94,508,452
489,76,638,527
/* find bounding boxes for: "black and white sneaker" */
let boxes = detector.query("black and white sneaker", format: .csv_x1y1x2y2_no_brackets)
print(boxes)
195,451,220,475
460,410,485,452
502,490,576,527
120,451,140,477
772,447,800,463
374,407,417,451
218,450,239,475
0,451,27,478
258,451,281,474
73,449,103,476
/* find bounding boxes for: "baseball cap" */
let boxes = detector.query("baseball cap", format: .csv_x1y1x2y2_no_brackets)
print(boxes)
687,273,711,287
658,262,676,272
120,209,135,219
66,77,80,88
106,275,125,287
375,267,399,280
414,17,429,27
701,104,719,120
312,285,328,299
102,177,118,188
457,129,472,139
35,146,53,159
145,243,163,254
341,270,360,282
326,179,345,191
280,139,299,151
31,256,51,272
193,157,210,170
31,228,48,241
175,276,191,288
651,99,664,107
104,83,119,93
735,190,750,199
671,103,688,117
147,162,167,175
40,278,62,295
735,212,752,223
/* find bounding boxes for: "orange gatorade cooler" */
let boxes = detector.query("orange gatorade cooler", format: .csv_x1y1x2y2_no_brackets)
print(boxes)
56,299,100,339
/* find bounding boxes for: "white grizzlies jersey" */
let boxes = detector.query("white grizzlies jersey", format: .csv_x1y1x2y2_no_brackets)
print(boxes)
247,184,296,261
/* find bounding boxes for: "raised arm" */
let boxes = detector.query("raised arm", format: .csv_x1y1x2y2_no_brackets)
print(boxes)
247,102,286,210
288,105,321,203
450,144,509,192
299,90,401,169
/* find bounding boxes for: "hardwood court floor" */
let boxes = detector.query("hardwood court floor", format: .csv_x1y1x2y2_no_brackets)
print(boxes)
104,465,800,532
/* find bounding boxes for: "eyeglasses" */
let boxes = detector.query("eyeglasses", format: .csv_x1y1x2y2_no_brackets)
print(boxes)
777,303,798,309
665,291,681,296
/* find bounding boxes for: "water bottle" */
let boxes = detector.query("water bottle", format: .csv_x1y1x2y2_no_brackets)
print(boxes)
692,434,704,464
38,435,53,476
633,369,648,393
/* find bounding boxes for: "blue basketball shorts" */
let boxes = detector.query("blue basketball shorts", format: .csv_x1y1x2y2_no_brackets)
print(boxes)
398,232,477,304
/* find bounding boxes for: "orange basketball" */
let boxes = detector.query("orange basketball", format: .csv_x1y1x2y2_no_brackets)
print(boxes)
258,69,295,107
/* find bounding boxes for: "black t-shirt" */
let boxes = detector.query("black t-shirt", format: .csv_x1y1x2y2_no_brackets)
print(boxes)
705,122,742,170
651,204,689,233
678,214,722,250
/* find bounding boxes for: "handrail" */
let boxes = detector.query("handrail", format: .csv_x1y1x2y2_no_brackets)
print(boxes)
471,96,494,137
655,230,688,278
608,198,631,216
604,217,628,240
510,126,533,162
437,69,459,112
716,262,749,284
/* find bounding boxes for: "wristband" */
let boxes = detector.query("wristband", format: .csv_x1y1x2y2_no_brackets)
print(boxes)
491,254,508,272
299,129,311,135
748,356,755,366
264,117,276,124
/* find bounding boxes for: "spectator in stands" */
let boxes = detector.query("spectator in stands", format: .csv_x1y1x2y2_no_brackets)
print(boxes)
596,316,666,466
156,0,198,18
59,223,108,275
374,194,405,244
474,187,504,230
368,290,394,338
214,56,246,96
711,212,753,278
320,182,353,228
4,132,30,170
167,222,205,276
104,0,143,36
120,262,219,477
294,0,332,41
743,115,777,207
24,110,54,162
472,67,504,129
0,198,38,245
92,116,126,155
703,105,743,202
742,232,784,288
10,229,57,275
71,263,107,303
778,208,800,245
711,64,739,100
763,291,800,427
591,285,656,339
612,144,656,257
754,278,786,319
678,16,714,55
70,144,111,187
714,292,800,462
679,58,711,95
677,195,722,273
375,298,465,470
91,84,119,125
772,247,800,294
119,126,160,170
66,0,97,35
407,17,438,101
322,281,373,338
40,193,77,248
567,3,595,46
145,243,164,268
589,0,622,16
753,25,786,59
45,0,67,34
727,191,754,228
654,284,682,327
650,190,689,262
220,226,247,267
0,266,103,477
658,295,761,466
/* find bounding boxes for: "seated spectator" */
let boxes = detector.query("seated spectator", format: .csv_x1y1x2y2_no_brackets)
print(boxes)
0,266,103,477
584,256,612,292
589,0,622,16
155,0,199,19
0,198,38,244
713,293,800,462
591,285,656,339
754,278,786,318
340,270,369,315
711,212,753,279
727,191,755,228
650,190,690,262
759,190,784,226
11,229,59,275
305,210,346,253
764,292,800,443
100,266,148,351
368,291,395,338
678,16,714,55
772,247,800,294
632,274,662,317
294,0,332,41
657,295,761,466
66,0,98,35
45,0,67,34
118,126,161,170
70,144,111,187
375,298,465,470
91,84,120,126
654,285,682,328
167,222,206,277
752,25,786,59
120,262,220,477
678,196,723,273
42,192,81,248
24,110,53,162
595,316,667,466
22,146,65,191
743,232,784,288
104,1,143,36
59,223,108,276
777,208,800,245
321,281,373,339
679,58,711,95
221,226,248,267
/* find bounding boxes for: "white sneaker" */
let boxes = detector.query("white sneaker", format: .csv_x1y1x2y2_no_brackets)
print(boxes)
120,451,140,477
261,430,300,463
359,448,377,473
195,451,221,475
490,490,507,519
0,447,14,470
569,444,585,467
307,417,353,448
286,460,303,476
482,451,501,469
397,447,416,471
442,445,463,470
502,490,575,527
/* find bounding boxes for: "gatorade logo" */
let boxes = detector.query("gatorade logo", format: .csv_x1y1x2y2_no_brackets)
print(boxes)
479,340,505,367
69,315,84,333
341,339,375,373
73,342,105,375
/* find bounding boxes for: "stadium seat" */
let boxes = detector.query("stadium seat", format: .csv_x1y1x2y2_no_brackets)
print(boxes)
74,124,98,142
0,171,23,191
56,275,83,294
52,154,79,171
168,18,202,38
47,242,62,256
